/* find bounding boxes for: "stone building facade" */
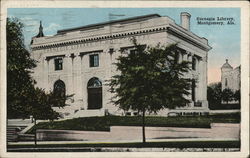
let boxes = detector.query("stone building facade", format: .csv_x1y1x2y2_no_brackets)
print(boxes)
31,13,211,118
221,59,241,92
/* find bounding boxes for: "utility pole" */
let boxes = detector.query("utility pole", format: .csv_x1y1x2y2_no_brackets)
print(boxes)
34,118,37,147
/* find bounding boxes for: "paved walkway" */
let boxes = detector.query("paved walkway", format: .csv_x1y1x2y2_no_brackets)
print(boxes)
31,123,240,142
8,137,239,145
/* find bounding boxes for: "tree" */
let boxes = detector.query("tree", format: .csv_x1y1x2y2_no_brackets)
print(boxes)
222,88,234,104
7,18,71,145
26,87,70,145
7,18,36,119
207,82,222,107
109,38,191,143
234,89,241,104
7,18,69,119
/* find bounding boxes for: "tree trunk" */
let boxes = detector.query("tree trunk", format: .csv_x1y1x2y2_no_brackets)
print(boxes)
142,108,146,143
34,119,37,147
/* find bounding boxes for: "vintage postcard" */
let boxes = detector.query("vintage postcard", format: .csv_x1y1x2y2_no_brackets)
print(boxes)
0,1,249,158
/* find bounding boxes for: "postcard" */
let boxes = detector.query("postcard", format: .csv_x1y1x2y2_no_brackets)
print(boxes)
0,1,249,158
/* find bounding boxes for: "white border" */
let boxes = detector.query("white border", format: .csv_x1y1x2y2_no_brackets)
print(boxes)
0,1,249,158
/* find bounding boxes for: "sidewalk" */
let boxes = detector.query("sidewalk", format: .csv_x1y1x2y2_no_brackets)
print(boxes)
8,137,239,145
32,124,239,142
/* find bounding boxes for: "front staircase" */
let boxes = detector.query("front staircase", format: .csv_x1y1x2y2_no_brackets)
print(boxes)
7,125,27,142
7,119,33,142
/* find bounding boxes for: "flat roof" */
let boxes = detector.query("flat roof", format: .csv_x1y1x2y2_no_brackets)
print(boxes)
57,14,161,34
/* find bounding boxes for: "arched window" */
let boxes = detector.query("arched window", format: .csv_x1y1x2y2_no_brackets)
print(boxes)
53,80,66,97
87,77,102,109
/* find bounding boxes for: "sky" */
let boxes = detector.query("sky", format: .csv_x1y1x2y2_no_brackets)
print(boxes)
8,8,241,84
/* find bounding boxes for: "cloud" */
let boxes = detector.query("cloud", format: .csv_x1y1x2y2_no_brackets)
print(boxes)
20,17,34,21
16,16,40,33
44,23,61,33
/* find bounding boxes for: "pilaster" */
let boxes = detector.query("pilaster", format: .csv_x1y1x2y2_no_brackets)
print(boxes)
203,55,208,101
43,57,49,91
73,52,84,109
65,54,73,95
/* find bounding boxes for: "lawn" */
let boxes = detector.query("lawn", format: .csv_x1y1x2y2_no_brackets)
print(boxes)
27,112,240,134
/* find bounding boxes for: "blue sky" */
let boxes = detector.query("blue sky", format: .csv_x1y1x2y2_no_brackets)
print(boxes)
8,8,240,83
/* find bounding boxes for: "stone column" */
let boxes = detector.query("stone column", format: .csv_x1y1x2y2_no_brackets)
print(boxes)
196,58,201,101
200,55,208,109
73,53,84,109
108,47,118,114
65,54,73,95
178,52,182,63
194,57,199,103
188,52,194,106
43,57,49,91
188,53,193,70
81,53,88,111
187,52,193,79
182,52,188,77
181,53,190,104
196,57,200,73
203,55,208,101
183,53,188,61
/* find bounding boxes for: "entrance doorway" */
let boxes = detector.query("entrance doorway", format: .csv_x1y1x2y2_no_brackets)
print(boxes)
87,77,102,109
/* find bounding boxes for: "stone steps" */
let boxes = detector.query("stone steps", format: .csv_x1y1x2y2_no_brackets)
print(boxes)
72,109,105,118
7,125,27,142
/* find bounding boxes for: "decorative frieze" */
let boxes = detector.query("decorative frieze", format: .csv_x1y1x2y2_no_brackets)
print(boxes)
45,54,65,61
31,27,169,51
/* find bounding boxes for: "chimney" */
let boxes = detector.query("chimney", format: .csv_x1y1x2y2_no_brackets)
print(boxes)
180,12,191,31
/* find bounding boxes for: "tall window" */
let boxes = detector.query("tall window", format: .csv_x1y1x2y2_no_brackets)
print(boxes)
192,79,196,101
130,49,138,54
192,57,196,70
225,78,228,87
55,58,63,70
87,77,102,109
89,54,99,67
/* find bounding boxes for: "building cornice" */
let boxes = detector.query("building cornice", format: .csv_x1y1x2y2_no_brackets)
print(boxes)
31,25,211,52
31,26,169,51
167,25,212,51
45,54,65,61
79,50,103,56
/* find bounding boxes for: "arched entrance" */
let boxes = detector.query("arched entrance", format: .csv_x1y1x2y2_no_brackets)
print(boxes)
53,80,66,97
87,77,102,109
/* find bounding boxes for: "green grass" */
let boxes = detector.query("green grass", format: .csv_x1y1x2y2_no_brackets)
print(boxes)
26,113,240,134
8,140,240,148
